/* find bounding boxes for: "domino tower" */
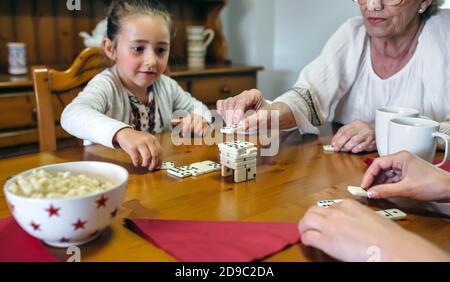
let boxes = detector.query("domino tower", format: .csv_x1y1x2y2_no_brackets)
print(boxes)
218,141,257,183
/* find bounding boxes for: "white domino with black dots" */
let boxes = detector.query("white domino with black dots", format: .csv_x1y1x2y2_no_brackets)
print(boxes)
376,209,407,221
317,199,343,208
323,144,335,152
166,161,221,178
347,186,368,197
220,121,257,135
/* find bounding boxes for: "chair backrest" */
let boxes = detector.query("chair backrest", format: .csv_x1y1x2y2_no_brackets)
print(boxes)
32,47,110,152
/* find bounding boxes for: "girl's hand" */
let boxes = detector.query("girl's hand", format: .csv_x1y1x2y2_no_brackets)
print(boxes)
171,113,209,137
361,151,450,201
113,128,162,171
331,120,376,153
299,200,450,261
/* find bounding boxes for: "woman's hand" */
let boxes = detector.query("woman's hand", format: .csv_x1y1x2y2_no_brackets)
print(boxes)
361,151,450,201
113,128,162,171
299,200,450,261
171,113,209,137
331,120,376,153
216,89,270,125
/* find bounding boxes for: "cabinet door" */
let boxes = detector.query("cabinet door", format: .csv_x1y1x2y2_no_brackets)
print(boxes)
189,73,257,107
0,89,78,130
0,89,76,148
0,92,37,130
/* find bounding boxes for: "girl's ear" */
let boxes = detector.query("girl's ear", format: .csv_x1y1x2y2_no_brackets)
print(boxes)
103,37,116,61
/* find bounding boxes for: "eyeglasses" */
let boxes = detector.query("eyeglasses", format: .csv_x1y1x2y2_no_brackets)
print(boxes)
352,0,404,6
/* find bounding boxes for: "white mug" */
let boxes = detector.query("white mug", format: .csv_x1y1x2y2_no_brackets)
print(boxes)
186,26,215,69
375,107,421,156
388,117,450,167
186,26,215,49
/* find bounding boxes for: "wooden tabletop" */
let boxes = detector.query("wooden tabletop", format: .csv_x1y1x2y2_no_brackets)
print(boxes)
0,125,448,261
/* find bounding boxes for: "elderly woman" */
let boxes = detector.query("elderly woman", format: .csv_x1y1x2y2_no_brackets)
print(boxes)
217,0,450,154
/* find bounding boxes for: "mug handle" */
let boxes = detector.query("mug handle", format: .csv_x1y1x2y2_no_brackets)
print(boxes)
203,29,215,49
432,132,450,167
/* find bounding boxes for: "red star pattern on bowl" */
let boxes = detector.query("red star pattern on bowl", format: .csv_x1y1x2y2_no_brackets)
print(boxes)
72,219,88,231
95,195,109,209
45,204,60,217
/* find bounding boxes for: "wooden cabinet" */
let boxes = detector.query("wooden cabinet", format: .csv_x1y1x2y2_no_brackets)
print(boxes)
191,76,254,106
0,0,262,157
0,90,36,130
0,76,74,150
172,66,261,107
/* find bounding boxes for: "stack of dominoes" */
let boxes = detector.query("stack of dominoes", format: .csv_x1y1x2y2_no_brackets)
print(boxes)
218,141,257,183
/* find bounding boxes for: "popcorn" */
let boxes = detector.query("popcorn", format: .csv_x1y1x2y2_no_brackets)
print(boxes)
7,170,113,199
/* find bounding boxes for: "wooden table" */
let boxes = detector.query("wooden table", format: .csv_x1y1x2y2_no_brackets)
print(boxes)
0,125,448,261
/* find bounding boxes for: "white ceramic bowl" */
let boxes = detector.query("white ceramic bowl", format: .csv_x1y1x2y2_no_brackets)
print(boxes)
4,161,128,248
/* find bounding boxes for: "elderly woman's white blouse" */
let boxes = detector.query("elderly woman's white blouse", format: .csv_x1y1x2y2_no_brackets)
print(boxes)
275,10,450,136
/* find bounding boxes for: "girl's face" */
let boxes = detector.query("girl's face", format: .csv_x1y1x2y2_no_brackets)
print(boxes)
105,14,170,93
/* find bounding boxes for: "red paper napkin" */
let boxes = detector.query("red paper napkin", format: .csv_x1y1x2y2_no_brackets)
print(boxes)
125,219,300,262
362,157,374,167
363,157,450,172
0,217,57,262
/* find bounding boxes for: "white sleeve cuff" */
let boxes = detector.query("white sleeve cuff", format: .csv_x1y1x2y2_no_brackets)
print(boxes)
274,91,319,135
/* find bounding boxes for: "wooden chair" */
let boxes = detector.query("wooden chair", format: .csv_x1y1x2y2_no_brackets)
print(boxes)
32,47,110,152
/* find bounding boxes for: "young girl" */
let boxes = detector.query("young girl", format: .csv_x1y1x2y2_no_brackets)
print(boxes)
61,0,211,171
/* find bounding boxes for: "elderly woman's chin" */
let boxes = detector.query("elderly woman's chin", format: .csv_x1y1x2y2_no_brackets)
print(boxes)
364,20,394,39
